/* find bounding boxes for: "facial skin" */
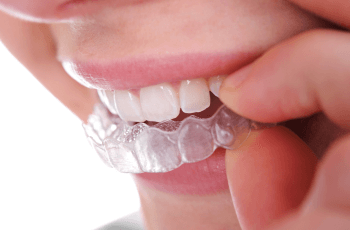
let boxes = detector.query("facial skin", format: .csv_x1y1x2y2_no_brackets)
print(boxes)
0,0,349,230
49,0,326,63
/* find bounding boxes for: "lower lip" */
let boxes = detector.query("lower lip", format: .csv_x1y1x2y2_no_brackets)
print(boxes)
133,148,228,195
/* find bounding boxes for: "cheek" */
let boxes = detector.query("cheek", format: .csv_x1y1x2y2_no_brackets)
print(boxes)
0,0,65,20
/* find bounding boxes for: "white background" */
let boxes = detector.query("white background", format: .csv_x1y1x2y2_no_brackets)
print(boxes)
0,42,140,230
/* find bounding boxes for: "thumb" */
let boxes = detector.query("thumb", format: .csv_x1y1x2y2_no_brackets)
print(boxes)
266,135,350,230
219,29,350,128
226,126,317,230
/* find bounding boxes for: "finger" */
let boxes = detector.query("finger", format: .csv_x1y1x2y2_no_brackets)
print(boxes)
220,29,350,128
288,0,350,29
267,135,350,230
268,209,350,230
302,135,350,212
226,126,317,230
0,11,97,122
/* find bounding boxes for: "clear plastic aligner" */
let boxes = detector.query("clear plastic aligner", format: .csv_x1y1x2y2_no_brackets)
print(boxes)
83,103,275,173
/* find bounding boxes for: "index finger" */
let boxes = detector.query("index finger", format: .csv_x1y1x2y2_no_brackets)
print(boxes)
289,0,350,28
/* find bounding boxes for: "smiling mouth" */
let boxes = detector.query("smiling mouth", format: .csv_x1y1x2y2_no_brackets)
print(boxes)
72,51,272,195
64,52,265,173
61,51,259,123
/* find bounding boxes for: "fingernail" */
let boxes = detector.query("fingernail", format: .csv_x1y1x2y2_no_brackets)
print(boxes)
221,63,253,90
219,63,253,111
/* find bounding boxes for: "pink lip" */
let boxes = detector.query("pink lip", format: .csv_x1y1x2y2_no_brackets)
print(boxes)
133,148,228,195
62,52,258,90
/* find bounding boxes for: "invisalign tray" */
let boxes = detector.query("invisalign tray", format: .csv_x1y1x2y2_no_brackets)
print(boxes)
83,102,275,173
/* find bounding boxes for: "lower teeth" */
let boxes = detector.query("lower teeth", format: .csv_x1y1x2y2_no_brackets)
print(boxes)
83,100,275,173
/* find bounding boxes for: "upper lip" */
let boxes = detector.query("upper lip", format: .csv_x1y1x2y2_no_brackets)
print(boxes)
61,51,259,91
58,0,157,19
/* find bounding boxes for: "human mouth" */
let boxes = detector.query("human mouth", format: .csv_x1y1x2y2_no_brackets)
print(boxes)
64,52,260,195
61,52,257,123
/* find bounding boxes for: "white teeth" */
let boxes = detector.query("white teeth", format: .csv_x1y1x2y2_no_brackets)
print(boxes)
98,77,226,122
104,90,119,115
209,75,226,97
140,83,180,122
98,89,118,115
97,89,107,105
114,90,145,122
179,78,210,113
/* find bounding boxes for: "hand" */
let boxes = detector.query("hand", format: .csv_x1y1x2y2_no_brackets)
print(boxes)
220,0,350,229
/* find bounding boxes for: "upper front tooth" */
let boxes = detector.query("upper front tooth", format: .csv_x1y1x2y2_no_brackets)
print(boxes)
114,90,145,122
140,83,180,122
97,89,107,106
104,90,118,115
99,76,225,122
179,78,210,113
97,89,118,115
209,75,226,97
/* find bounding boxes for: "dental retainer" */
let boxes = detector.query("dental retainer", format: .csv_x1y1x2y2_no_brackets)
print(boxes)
83,101,275,173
